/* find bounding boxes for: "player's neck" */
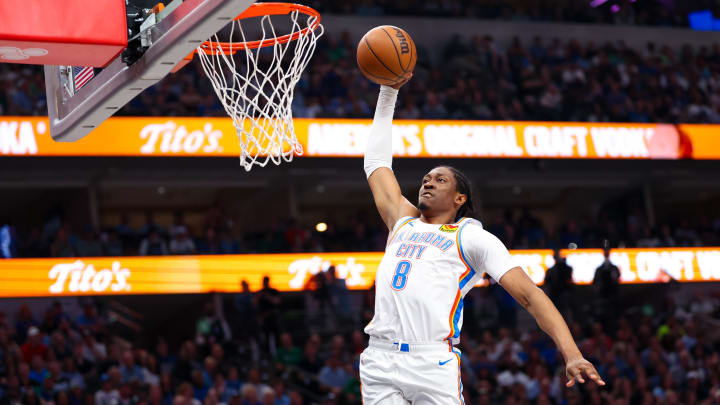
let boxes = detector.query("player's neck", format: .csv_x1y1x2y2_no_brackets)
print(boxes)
418,212,457,225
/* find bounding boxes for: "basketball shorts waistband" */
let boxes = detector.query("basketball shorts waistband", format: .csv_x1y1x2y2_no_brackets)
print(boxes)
368,337,454,353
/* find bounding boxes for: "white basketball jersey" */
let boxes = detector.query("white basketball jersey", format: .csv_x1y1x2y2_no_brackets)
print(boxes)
364,216,516,345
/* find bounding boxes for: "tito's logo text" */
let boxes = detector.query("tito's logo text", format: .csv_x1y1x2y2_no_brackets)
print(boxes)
48,261,130,294
139,122,223,154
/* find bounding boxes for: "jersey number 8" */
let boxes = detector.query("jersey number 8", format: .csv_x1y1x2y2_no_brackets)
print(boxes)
391,260,412,290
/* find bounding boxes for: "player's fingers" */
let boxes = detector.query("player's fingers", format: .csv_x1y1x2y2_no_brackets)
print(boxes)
390,73,413,89
571,367,585,384
565,368,581,386
584,365,606,386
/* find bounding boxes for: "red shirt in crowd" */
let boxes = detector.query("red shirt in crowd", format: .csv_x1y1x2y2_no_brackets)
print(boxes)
21,341,47,363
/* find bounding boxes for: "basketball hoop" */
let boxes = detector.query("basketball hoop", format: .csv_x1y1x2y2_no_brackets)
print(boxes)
193,2,323,171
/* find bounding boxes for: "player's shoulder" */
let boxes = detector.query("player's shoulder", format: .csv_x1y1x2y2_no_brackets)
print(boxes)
458,217,489,238
458,218,505,245
458,217,483,230
391,216,417,232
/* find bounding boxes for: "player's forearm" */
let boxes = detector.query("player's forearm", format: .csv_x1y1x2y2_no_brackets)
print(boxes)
525,287,582,361
363,85,398,178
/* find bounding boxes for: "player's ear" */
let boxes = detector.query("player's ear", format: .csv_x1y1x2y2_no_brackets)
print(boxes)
454,192,467,207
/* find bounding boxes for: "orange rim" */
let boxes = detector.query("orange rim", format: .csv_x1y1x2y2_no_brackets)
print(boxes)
194,2,321,55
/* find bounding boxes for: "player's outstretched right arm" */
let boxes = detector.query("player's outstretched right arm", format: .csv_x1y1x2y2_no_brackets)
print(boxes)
364,81,419,230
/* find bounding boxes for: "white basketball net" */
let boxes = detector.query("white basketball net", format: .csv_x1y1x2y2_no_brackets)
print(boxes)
197,10,323,171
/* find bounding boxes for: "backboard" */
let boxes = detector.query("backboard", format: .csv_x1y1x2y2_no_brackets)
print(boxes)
43,0,255,142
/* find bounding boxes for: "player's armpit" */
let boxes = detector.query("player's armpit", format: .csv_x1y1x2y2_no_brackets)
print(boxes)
368,167,419,230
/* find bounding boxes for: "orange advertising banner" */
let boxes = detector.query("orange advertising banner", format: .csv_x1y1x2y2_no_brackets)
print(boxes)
1,117,718,159
0,248,718,297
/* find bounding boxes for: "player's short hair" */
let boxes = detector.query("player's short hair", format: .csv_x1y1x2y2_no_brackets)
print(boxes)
436,165,475,222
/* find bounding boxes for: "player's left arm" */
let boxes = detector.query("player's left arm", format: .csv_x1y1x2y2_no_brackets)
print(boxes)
463,226,604,388
498,268,605,387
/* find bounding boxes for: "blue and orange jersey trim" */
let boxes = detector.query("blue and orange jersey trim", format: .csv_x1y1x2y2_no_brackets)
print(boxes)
389,216,416,243
453,347,465,404
446,218,477,341
456,219,477,290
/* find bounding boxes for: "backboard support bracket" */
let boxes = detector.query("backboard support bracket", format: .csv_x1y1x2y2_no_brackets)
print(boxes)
45,0,255,142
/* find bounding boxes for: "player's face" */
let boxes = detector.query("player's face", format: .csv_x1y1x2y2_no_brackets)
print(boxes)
417,166,466,216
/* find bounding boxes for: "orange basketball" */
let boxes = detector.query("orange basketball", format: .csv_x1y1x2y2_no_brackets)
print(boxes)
356,25,417,86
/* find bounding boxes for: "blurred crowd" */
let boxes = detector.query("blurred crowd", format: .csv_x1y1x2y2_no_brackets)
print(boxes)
312,0,705,27
4,30,720,124
2,199,719,259
484,208,720,251
294,32,720,124
1,274,719,405
1,204,386,259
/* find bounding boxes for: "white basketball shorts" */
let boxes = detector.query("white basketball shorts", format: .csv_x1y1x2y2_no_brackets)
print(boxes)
359,338,465,405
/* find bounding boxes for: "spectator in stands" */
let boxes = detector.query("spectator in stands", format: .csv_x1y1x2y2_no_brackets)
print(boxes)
327,266,351,323
120,349,145,384
593,244,621,334
95,373,120,405
76,227,104,257
254,276,281,353
225,366,243,399
197,227,221,254
243,367,271,402
240,383,261,405
169,211,192,240
217,230,240,254
233,280,257,341
115,213,136,245
29,355,49,385
318,356,349,393
299,341,322,375
191,369,209,400
20,327,46,363
40,301,68,333
81,329,107,363
543,249,575,321
636,226,661,247
139,231,169,256
203,203,232,234
195,297,231,346
51,227,75,257
174,381,200,405
276,333,302,368
170,230,197,255
15,305,37,342
48,329,73,360
305,270,331,327
104,230,124,256
139,212,163,238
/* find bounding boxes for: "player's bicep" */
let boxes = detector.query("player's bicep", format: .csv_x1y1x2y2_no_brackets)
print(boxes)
367,168,418,229
399,196,419,218
498,267,538,308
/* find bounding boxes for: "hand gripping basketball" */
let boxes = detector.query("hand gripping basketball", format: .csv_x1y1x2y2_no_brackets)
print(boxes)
391,73,413,90
357,25,417,86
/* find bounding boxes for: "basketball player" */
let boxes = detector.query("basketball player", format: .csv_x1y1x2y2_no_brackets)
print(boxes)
360,79,605,404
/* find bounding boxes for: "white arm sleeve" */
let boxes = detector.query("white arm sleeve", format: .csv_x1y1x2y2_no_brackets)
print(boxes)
363,85,398,178
461,223,517,282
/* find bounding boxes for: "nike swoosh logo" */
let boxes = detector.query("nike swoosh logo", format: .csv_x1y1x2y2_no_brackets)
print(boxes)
439,358,453,366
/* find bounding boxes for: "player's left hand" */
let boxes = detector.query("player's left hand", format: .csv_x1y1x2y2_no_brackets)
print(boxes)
390,73,413,90
565,356,605,387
